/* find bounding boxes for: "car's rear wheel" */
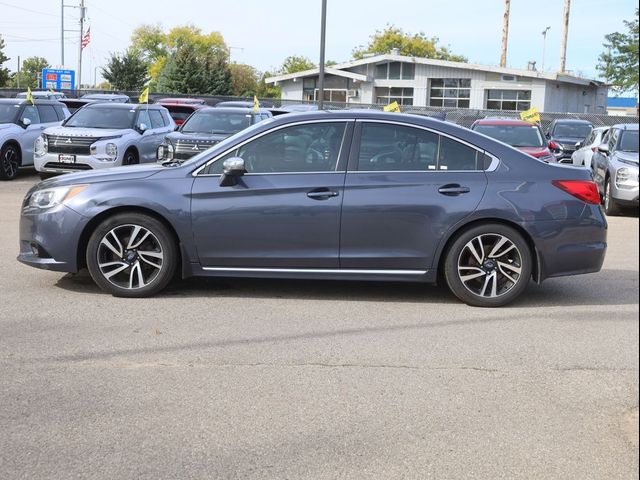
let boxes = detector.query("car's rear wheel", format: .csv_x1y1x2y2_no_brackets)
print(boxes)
123,148,139,166
444,224,532,307
603,177,621,216
86,213,177,297
0,143,20,181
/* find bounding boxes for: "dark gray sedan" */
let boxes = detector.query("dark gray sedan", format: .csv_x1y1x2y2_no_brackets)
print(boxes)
18,111,607,307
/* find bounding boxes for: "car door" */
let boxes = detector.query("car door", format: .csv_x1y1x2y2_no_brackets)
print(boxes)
134,109,156,162
191,120,353,268
16,105,43,165
340,121,489,270
592,129,617,191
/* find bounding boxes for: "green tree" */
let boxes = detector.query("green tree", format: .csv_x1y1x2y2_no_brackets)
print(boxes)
352,26,467,62
255,71,281,98
280,55,316,74
229,63,259,97
0,35,10,87
157,46,231,95
101,49,149,91
10,56,50,88
597,8,639,94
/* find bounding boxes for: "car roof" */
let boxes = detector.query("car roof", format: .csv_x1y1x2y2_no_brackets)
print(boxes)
474,118,537,127
82,93,129,98
0,98,63,106
551,118,593,124
85,102,163,110
611,123,639,131
157,98,206,104
197,106,270,114
157,102,205,109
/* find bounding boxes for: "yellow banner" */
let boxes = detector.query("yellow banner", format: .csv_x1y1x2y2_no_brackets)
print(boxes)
383,101,401,113
138,87,149,104
253,95,260,113
520,107,541,124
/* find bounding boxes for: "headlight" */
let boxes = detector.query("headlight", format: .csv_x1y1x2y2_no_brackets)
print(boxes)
34,134,48,156
615,167,639,189
27,185,88,210
158,142,174,161
105,143,118,159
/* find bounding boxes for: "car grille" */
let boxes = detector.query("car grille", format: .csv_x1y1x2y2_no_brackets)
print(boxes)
174,139,218,160
47,135,100,155
43,162,93,170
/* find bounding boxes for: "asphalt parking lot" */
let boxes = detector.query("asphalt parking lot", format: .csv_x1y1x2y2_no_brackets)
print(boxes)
0,170,638,480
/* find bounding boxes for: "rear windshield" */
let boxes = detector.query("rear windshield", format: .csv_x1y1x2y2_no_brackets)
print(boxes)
553,123,592,138
65,107,136,129
0,103,19,123
474,124,544,148
165,106,197,122
181,111,252,134
619,131,639,152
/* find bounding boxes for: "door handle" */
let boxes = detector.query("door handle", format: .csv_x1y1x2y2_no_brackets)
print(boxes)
438,184,471,196
307,189,339,200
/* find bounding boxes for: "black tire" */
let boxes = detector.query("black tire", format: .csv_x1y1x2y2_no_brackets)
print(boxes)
444,223,532,307
122,148,139,166
603,177,621,216
86,213,178,297
0,143,21,181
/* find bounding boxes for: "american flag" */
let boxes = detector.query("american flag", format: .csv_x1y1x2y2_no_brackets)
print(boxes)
81,28,91,49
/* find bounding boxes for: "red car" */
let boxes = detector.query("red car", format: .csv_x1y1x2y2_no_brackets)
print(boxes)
156,98,208,126
471,118,556,162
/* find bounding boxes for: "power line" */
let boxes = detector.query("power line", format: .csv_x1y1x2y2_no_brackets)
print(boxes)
0,1,59,17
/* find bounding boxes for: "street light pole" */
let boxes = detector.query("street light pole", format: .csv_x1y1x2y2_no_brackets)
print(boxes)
317,0,327,110
541,26,550,71
61,0,64,66
77,0,86,91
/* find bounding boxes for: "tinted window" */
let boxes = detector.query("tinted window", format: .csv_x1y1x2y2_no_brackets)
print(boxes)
149,110,165,129
553,123,592,138
618,131,639,152
21,106,40,124
474,124,544,148
358,123,439,171
208,122,346,174
166,106,195,123
438,136,478,170
37,105,59,123
137,110,151,129
54,105,70,120
0,103,19,123
66,107,135,129
182,111,252,134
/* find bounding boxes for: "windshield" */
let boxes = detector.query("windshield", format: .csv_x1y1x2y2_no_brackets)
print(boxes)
474,124,544,148
65,107,136,129
619,131,639,152
553,123,592,138
182,111,252,134
0,104,19,123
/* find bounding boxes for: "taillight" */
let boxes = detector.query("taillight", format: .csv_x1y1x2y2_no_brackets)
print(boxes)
549,141,557,150
552,180,601,205
591,146,598,152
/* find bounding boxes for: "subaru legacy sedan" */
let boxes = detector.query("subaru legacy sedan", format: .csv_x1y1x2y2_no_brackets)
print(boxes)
18,111,606,307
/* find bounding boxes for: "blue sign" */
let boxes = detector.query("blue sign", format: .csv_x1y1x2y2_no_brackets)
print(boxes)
41,69,76,90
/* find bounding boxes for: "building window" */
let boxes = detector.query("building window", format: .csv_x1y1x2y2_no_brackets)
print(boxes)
303,78,317,101
375,87,414,106
486,89,531,111
374,62,415,80
314,89,347,102
429,79,471,108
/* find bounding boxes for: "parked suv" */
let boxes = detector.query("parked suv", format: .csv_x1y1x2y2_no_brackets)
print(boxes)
545,119,593,163
591,123,639,215
34,103,175,177
0,99,70,180
571,126,610,169
157,107,272,162
470,118,555,162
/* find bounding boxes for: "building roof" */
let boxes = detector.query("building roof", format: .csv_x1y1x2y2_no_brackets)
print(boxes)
266,53,604,87
607,97,638,108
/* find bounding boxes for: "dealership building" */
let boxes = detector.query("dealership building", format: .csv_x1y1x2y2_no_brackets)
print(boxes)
266,52,608,114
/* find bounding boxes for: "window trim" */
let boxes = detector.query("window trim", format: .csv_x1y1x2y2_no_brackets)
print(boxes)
348,119,499,173
192,119,354,177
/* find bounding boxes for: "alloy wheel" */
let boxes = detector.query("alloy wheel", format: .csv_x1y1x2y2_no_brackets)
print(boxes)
457,233,523,299
2,146,19,179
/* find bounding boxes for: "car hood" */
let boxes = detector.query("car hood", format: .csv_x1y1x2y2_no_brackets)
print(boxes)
44,126,133,138
615,151,639,164
517,146,551,157
166,131,231,143
553,136,585,146
39,164,165,188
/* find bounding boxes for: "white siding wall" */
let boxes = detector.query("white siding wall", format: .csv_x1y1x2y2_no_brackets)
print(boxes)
279,81,303,101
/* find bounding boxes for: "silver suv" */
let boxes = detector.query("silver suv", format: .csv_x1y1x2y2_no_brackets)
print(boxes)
591,123,639,215
0,99,70,180
34,103,175,177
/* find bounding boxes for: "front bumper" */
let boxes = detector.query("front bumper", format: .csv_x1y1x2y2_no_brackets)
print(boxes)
34,152,120,173
17,204,89,273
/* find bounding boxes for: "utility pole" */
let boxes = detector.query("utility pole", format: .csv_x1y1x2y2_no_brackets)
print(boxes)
541,26,550,71
317,0,327,110
77,0,86,91
500,0,510,68
559,0,571,72
61,1,64,66
17,56,20,90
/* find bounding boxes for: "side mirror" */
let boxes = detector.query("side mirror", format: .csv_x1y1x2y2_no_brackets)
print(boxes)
575,142,581,149
545,132,551,139
21,117,32,128
137,122,148,133
597,143,609,154
219,157,245,187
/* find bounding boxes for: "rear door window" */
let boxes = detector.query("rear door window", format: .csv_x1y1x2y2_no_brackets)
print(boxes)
149,110,165,129
37,105,59,123
21,106,41,124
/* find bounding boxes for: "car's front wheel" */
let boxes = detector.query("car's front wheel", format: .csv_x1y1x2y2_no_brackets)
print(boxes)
444,224,532,307
0,143,20,181
603,177,621,216
86,213,178,297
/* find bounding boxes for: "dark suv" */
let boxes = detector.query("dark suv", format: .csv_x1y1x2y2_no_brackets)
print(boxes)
471,118,555,162
545,119,593,163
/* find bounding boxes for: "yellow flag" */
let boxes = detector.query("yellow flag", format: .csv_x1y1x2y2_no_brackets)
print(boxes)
383,101,401,113
253,95,260,113
139,86,149,104
520,107,541,124
26,87,34,105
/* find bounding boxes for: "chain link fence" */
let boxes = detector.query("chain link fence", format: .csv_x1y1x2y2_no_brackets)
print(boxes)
2,88,637,129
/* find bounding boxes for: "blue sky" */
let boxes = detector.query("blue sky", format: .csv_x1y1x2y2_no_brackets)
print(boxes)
0,0,637,84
